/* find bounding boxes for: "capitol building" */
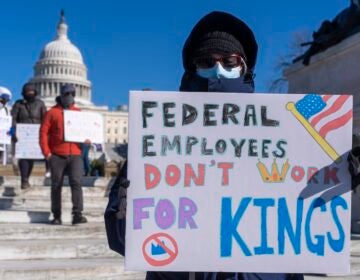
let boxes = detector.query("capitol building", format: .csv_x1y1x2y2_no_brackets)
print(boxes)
29,11,128,145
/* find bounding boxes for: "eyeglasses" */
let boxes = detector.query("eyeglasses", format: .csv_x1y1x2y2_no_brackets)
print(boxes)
194,55,244,69
62,91,76,97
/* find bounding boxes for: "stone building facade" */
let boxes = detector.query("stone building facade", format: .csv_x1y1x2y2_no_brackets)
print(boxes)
29,11,128,144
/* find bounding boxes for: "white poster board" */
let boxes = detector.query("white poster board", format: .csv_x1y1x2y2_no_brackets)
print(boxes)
0,115,11,144
15,124,44,159
126,91,352,274
64,111,104,143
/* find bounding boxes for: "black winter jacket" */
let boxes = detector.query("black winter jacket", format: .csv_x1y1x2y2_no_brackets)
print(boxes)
105,11,304,280
11,98,46,125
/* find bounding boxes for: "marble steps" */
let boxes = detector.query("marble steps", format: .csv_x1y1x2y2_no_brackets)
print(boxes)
0,238,118,261
1,185,109,198
0,195,109,210
0,222,106,240
0,176,113,188
0,258,146,280
0,207,106,223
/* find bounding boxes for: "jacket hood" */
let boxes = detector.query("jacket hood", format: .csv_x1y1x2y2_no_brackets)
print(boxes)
182,11,258,73
21,82,38,97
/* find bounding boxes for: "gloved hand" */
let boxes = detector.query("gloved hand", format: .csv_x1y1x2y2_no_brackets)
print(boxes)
118,177,129,219
113,161,129,218
348,147,360,191
9,127,17,142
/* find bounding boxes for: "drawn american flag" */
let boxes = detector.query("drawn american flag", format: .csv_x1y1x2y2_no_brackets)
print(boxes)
295,94,352,139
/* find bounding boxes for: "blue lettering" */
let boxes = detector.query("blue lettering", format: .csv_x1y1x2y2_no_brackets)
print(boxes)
220,197,252,257
305,198,326,256
254,198,275,255
278,197,303,255
327,196,347,252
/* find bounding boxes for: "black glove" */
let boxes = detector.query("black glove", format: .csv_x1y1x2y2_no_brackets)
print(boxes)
348,147,360,191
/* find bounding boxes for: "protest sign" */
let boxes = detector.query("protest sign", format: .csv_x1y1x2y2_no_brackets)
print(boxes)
15,124,44,159
126,91,352,274
64,111,104,143
0,115,11,144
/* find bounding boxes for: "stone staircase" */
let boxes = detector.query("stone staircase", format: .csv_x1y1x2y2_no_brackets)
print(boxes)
0,175,145,280
0,175,359,279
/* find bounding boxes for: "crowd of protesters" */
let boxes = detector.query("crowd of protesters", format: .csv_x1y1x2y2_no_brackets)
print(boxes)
1,83,91,225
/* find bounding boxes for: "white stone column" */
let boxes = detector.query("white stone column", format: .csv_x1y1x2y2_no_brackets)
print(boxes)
44,83,47,97
40,82,44,97
49,83,53,97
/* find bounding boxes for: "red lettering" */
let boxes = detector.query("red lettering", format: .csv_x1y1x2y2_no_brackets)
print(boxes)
217,162,234,186
324,167,339,184
307,167,319,184
145,164,161,190
184,164,205,187
166,165,181,186
291,166,305,182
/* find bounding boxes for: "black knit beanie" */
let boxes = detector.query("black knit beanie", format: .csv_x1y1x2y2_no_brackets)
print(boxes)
192,31,246,58
22,83,37,96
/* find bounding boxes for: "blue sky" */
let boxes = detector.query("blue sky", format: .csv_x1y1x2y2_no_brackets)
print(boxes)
0,0,348,109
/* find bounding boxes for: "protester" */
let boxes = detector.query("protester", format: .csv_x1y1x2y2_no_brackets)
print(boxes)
40,84,87,225
0,86,12,165
11,83,47,189
105,11,304,280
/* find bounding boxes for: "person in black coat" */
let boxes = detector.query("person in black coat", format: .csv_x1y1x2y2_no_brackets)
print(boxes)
11,82,47,189
105,11,304,280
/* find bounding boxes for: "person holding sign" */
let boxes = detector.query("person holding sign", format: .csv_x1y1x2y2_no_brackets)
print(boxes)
40,84,87,225
0,86,12,165
105,11,304,280
11,83,47,189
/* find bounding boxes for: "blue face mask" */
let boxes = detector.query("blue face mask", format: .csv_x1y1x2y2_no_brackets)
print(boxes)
60,95,74,108
196,63,241,79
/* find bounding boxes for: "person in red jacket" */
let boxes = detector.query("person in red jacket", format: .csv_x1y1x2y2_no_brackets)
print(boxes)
40,84,87,225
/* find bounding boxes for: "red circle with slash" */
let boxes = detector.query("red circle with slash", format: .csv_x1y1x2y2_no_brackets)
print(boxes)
142,232,179,266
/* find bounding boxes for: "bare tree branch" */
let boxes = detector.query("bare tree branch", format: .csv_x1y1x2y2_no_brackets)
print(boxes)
268,29,312,93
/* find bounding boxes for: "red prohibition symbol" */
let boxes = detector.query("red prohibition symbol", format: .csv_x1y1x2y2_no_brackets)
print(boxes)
142,232,179,266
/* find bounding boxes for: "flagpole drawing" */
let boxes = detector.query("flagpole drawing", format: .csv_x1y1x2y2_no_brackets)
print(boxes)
286,101,342,163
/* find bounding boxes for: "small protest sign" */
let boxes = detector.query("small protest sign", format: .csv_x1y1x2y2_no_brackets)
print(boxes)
64,111,104,143
15,124,44,159
0,115,11,145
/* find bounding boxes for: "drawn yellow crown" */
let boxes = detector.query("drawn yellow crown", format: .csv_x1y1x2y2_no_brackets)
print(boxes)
257,159,290,183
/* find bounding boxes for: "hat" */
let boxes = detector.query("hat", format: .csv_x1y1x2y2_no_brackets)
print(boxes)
0,86,12,101
183,11,258,72
192,31,245,58
22,83,37,96
60,84,76,95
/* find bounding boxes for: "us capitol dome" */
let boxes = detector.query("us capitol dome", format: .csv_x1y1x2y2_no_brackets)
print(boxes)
29,10,96,109
28,10,128,145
